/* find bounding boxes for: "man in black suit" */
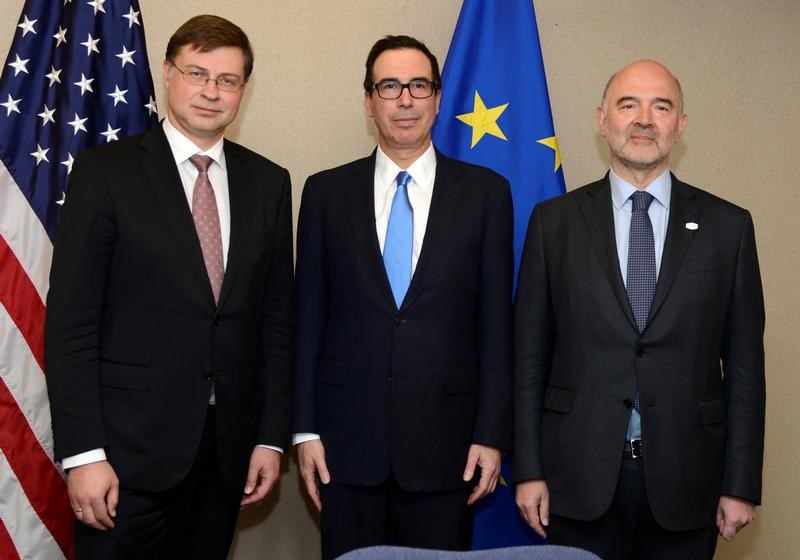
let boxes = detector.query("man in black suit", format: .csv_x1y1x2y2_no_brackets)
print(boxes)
513,60,765,559
293,35,513,560
45,15,293,559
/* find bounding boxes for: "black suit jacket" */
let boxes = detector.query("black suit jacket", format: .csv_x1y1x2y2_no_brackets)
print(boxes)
45,124,293,492
293,150,513,492
513,174,765,531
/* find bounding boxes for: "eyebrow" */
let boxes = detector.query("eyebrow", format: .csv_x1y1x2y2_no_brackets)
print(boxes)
376,76,432,83
616,96,675,107
182,64,241,78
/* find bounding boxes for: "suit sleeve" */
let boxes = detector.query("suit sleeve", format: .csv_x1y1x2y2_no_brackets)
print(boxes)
256,169,295,449
720,210,766,504
512,204,556,482
472,178,514,450
44,149,116,460
292,177,327,434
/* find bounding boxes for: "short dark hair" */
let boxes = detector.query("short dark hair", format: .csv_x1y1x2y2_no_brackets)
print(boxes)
363,35,441,94
166,15,254,80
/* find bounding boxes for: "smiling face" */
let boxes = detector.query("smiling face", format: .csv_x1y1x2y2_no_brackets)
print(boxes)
162,45,246,150
596,60,687,186
364,48,441,166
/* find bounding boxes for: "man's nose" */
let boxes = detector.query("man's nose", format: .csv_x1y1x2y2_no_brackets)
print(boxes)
634,106,653,127
397,86,414,106
200,78,220,98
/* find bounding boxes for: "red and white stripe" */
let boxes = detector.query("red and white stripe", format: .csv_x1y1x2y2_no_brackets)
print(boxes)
0,161,72,559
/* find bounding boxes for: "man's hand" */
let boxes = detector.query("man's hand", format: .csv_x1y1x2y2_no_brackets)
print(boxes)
297,439,330,511
240,447,282,507
717,495,756,540
462,444,501,505
515,479,549,539
68,461,119,531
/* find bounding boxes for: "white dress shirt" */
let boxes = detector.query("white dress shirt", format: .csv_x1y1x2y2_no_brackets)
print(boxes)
374,143,437,271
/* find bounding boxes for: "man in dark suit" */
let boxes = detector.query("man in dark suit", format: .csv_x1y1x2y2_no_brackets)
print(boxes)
293,35,513,560
513,59,765,559
44,15,293,559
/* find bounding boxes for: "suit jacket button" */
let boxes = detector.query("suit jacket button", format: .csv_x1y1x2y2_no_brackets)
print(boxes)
623,399,633,409
202,370,213,382
394,315,406,325
635,346,644,357
213,317,221,326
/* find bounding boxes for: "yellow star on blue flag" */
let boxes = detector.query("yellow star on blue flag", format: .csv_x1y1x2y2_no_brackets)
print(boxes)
456,91,509,148
537,135,562,172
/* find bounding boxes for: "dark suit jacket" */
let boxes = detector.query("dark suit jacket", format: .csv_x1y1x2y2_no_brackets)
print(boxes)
293,150,513,492
512,174,765,531
45,124,293,492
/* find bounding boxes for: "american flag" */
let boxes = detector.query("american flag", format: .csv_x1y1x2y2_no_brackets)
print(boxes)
0,1,157,558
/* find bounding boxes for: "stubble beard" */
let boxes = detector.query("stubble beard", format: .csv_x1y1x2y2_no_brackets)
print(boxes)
611,141,667,173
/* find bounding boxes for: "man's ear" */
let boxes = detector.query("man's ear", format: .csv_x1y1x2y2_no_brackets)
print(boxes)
675,112,688,141
596,105,608,137
364,91,374,118
162,59,173,90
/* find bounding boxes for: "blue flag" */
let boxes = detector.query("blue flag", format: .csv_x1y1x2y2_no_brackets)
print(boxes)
432,0,565,549
0,1,157,557
433,0,565,276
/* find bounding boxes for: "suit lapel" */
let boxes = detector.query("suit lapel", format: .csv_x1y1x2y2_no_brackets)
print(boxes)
579,176,638,331
139,126,214,305
343,153,395,305
648,176,700,324
217,141,253,309
401,152,465,310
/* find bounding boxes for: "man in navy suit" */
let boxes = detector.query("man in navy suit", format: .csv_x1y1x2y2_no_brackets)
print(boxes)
513,60,765,559
293,35,513,560
45,15,293,559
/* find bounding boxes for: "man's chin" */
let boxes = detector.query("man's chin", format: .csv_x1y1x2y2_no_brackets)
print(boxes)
616,152,665,173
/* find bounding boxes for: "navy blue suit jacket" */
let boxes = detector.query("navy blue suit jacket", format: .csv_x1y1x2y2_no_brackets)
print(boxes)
293,150,513,491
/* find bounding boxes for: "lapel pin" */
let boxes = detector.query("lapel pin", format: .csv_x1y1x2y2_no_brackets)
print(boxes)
685,222,698,231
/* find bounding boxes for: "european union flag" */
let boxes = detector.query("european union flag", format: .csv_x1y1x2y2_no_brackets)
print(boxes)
432,0,565,277
432,0,565,549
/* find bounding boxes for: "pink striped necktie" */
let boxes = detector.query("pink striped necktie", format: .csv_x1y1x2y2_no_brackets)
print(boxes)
189,154,224,303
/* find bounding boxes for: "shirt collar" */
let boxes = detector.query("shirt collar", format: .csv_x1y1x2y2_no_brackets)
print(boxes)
162,116,226,171
609,167,671,211
375,143,436,191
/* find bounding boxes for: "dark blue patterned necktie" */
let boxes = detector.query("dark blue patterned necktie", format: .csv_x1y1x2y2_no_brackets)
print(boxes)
626,190,656,412
384,171,414,308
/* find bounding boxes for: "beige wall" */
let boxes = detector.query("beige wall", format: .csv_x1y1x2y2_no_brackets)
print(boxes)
2,1,797,559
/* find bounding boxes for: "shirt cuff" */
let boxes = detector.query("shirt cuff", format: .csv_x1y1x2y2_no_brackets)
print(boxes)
61,448,107,470
257,444,284,454
292,433,321,446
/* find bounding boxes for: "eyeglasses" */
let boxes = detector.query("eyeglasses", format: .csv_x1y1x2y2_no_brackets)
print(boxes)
372,78,437,99
168,61,244,92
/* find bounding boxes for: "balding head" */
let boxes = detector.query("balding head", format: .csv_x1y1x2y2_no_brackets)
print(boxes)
602,60,684,114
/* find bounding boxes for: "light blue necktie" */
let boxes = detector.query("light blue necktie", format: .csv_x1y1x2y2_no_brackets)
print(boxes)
626,190,656,412
384,171,413,308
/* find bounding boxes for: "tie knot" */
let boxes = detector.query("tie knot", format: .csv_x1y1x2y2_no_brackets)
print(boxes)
631,190,654,212
396,171,412,190
189,154,213,174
